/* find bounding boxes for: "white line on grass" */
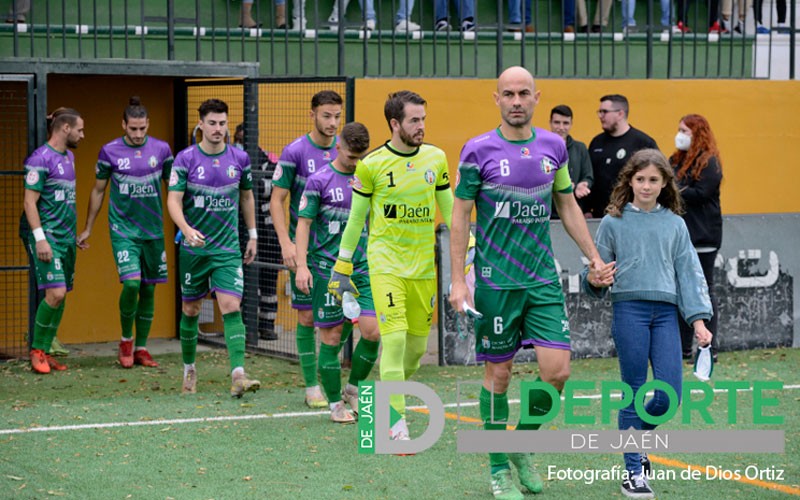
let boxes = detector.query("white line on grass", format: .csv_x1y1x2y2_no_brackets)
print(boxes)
1,384,797,436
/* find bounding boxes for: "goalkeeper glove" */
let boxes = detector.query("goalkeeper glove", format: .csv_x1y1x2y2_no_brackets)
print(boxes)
328,257,359,303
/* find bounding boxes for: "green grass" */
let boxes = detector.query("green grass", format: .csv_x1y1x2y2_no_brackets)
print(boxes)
1,347,798,499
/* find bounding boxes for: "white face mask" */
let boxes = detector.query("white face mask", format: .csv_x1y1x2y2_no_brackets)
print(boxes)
675,131,691,151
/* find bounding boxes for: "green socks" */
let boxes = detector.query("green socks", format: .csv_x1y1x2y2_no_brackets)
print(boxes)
179,313,199,365
348,337,379,386
339,320,353,350
379,331,406,415
134,284,155,348
296,323,317,387
32,300,58,351
318,342,342,403
516,377,558,431
119,280,140,340
480,387,510,473
223,311,246,372
403,333,428,380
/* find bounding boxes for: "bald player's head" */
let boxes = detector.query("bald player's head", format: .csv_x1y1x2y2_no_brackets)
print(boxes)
494,66,540,130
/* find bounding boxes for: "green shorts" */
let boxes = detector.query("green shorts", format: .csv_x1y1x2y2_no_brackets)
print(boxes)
370,274,435,336
111,238,167,284
180,251,244,301
474,283,570,363
289,270,313,310
311,273,375,328
30,239,75,292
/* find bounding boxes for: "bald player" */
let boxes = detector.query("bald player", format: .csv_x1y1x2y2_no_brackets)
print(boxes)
449,67,613,499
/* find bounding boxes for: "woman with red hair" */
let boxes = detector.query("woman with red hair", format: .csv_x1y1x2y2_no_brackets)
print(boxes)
670,114,723,362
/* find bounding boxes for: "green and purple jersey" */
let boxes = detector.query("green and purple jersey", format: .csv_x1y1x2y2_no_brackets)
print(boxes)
24,144,77,245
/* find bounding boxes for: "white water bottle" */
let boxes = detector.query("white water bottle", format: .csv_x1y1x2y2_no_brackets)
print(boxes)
342,291,361,320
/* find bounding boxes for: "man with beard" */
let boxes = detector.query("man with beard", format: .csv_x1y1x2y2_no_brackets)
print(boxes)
449,67,613,499
24,107,85,374
77,97,174,369
328,90,453,442
585,94,657,218
167,98,260,398
271,90,344,409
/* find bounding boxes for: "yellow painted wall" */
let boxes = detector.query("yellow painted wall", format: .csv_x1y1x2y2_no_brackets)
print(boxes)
48,75,177,343
353,79,800,215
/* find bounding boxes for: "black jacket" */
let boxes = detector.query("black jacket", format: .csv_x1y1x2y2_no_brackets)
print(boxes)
674,155,723,249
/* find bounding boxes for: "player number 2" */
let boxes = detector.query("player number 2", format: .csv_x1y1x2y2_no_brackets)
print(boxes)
493,317,503,335
184,273,192,285
116,250,130,263
499,159,510,177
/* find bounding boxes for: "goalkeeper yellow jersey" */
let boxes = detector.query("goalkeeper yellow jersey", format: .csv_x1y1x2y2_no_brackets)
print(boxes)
352,141,450,279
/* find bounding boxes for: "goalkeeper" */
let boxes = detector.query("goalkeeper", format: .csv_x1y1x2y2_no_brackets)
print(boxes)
328,90,453,442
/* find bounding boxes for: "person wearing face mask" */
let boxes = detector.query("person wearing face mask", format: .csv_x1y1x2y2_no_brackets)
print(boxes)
669,114,723,363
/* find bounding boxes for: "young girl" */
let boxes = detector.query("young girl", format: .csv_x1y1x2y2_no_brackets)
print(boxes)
582,148,713,500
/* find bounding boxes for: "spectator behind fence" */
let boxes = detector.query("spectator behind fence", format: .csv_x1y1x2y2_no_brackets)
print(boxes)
435,0,476,32
753,0,781,33
669,114,723,362
507,0,534,32
549,104,593,218
586,94,658,218
674,0,724,33
233,123,281,341
622,0,673,34
575,0,613,33
721,0,752,33
239,0,288,28
327,0,376,31
5,0,28,23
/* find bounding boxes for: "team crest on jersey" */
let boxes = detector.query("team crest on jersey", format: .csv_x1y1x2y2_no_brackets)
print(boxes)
212,159,220,168
406,162,415,171
47,272,54,281
237,267,243,278
273,164,283,181
169,170,178,186
299,194,308,211
25,170,39,185
135,150,142,158
540,157,556,174
318,308,325,319
161,251,167,263
424,169,436,185
482,336,490,349
352,175,363,190
227,166,237,179
520,147,531,159
323,151,332,160
616,148,626,160
148,156,158,168
380,313,386,323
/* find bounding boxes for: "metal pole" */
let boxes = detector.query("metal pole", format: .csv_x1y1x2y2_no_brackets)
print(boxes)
167,0,175,60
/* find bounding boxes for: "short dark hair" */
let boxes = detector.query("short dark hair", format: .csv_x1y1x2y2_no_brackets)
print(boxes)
311,90,343,109
550,105,573,120
384,90,426,131
340,122,370,154
47,107,81,135
599,94,629,117
123,96,148,122
198,99,228,120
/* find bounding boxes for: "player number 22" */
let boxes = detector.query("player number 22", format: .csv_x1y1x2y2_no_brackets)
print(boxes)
116,250,130,263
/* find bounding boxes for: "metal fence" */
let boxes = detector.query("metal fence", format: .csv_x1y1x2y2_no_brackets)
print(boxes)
0,0,796,78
